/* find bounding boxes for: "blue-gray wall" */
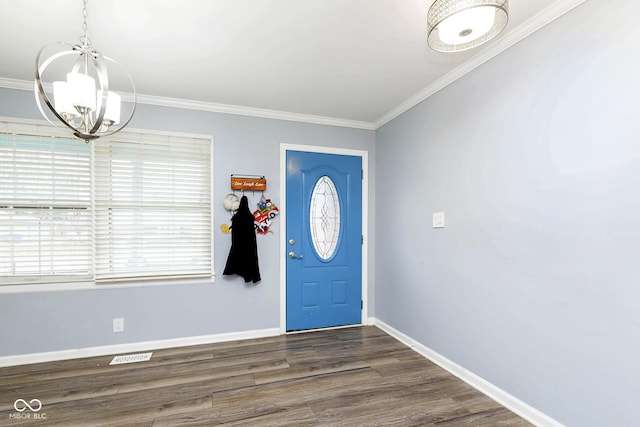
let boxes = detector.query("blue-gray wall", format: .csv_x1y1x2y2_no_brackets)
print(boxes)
375,1,639,426
2,0,639,425
0,88,376,355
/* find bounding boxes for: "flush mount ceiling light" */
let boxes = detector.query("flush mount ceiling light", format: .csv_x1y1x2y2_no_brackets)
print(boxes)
427,0,509,52
34,0,136,141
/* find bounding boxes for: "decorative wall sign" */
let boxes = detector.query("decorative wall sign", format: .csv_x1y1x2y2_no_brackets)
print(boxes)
231,175,266,191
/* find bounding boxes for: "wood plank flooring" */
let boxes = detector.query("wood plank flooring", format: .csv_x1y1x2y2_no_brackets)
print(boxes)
0,326,532,426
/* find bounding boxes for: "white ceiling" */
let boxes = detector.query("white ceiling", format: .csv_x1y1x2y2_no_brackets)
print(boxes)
0,0,585,129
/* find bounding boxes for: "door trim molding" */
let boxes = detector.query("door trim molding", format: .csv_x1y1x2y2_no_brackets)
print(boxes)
279,144,369,334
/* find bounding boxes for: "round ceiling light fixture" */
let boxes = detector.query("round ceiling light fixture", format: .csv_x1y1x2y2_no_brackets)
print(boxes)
427,0,509,52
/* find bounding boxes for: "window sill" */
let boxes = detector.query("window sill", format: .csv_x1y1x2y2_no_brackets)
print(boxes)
0,276,216,295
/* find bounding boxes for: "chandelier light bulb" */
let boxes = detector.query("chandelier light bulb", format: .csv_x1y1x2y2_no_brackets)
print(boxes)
52,81,77,119
66,72,97,112
97,90,121,125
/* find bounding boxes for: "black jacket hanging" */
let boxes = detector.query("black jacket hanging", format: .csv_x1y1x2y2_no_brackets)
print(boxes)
223,195,261,283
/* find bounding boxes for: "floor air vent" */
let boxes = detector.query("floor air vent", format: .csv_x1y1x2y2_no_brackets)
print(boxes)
109,352,153,365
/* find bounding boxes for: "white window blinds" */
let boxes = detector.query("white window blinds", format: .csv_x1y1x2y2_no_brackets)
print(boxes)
93,132,212,282
0,122,92,284
0,120,213,286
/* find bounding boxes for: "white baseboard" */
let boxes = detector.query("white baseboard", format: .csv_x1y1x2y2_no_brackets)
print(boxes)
0,327,280,368
374,319,564,427
0,319,563,427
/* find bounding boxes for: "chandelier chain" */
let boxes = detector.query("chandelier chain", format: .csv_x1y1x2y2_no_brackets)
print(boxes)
80,0,90,46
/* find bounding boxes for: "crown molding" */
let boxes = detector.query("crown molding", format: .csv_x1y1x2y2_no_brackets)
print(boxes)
373,0,589,129
0,77,33,92
0,77,375,131
136,93,375,130
0,0,587,133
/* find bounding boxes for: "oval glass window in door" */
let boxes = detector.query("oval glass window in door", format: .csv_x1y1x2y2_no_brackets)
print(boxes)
309,175,341,260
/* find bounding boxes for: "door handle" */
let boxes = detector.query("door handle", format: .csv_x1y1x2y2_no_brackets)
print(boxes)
288,251,304,259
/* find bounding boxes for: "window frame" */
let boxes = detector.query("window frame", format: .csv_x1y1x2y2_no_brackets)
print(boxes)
0,117,215,292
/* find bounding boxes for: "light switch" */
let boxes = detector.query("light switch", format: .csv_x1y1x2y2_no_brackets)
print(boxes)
433,212,445,228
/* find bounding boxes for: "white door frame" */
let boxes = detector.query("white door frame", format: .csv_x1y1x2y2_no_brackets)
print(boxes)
279,143,369,334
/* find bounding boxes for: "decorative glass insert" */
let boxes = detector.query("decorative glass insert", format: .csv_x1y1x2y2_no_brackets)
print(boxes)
310,176,341,260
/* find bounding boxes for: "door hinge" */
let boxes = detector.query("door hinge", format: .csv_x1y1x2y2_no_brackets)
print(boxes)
361,169,364,179
361,300,363,309
361,235,364,245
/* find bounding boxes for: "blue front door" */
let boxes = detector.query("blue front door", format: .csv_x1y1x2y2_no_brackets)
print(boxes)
286,150,362,331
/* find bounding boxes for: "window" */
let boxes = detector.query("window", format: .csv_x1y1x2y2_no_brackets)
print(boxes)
309,175,341,260
0,120,213,286
0,123,92,284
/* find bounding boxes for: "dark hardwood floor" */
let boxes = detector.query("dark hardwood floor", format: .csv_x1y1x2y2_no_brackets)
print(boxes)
0,326,531,426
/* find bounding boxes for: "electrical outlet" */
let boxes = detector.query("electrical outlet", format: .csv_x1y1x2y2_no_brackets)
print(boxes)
112,318,124,333
433,212,445,228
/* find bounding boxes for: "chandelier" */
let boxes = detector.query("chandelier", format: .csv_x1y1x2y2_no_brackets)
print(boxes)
34,0,136,141
427,0,509,52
